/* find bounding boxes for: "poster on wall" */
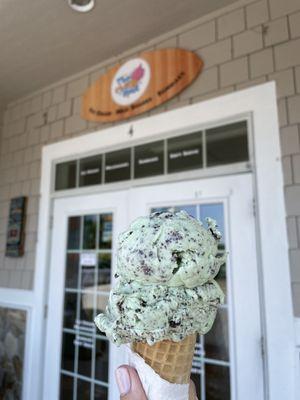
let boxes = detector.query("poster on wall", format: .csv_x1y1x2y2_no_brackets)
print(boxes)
0,306,26,400
81,48,203,122
6,197,27,257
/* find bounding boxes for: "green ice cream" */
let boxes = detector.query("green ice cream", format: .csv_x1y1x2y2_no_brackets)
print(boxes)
95,211,225,345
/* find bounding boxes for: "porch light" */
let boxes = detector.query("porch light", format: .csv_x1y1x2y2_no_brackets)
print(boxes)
67,0,95,12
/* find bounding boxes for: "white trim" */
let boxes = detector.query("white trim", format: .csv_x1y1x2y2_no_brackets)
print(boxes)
32,82,295,399
0,289,35,400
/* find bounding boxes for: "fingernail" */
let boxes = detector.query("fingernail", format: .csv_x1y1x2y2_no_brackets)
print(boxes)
115,367,131,396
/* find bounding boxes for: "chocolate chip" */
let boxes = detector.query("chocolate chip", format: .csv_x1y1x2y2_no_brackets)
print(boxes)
169,320,181,327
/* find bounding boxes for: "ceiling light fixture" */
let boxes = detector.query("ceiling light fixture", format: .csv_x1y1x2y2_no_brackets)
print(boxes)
67,0,95,13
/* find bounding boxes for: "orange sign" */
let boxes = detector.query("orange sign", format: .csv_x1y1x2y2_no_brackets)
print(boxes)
81,48,203,122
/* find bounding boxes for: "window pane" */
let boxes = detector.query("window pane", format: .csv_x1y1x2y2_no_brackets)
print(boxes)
205,364,230,400
55,161,77,191
99,214,113,249
78,343,92,377
206,121,248,167
65,253,79,289
97,253,111,286
204,308,229,362
80,292,94,325
200,203,225,242
167,131,202,173
134,140,164,179
76,379,91,400
60,374,73,400
174,205,197,218
83,215,97,250
95,294,109,316
79,155,102,187
105,148,131,183
200,203,227,297
95,340,109,382
81,265,95,289
61,332,75,372
63,292,77,329
94,385,108,400
67,216,81,249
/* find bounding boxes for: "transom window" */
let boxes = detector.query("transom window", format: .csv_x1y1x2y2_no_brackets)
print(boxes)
55,121,249,191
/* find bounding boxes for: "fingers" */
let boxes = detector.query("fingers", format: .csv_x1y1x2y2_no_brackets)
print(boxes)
116,365,148,400
189,379,199,400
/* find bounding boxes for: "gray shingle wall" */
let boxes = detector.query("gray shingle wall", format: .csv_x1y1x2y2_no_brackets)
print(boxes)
0,0,300,315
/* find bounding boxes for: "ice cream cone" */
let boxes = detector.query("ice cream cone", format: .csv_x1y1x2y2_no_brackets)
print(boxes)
132,334,197,385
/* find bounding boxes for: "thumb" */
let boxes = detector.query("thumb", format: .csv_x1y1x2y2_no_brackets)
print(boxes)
115,365,147,400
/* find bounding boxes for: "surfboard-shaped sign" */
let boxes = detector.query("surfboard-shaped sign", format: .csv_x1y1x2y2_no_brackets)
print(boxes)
81,48,203,122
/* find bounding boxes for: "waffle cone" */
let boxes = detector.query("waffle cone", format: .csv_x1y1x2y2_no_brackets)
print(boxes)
132,334,196,385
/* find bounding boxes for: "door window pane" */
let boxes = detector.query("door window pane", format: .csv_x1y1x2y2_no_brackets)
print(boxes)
67,217,81,249
83,215,97,249
97,253,111,285
200,203,225,242
80,292,94,324
61,332,75,372
76,379,91,400
99,214,113,249
60,374,73,400
205,364,230,400
94,385,108,400
78,343,92,377
55,161,77,191
63,292,77,329
81,265,96,289
200,203,226,297
65,253,79,289
134,140,164,179
174,205,197,218
167,131,203,174
95,295,109,318
206,121,248,167
79,155,102,187
95,339,109,382
204,309,229,362
105,148,131,183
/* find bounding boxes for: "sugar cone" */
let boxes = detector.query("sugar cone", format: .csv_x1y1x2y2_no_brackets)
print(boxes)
132,334,196,385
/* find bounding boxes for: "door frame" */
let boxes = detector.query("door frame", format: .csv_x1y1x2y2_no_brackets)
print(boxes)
31,82,295,399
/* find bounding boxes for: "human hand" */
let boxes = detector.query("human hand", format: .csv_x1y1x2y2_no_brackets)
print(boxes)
115,365,198,400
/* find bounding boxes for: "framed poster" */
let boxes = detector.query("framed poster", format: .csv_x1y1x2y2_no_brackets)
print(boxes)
6,197,27,257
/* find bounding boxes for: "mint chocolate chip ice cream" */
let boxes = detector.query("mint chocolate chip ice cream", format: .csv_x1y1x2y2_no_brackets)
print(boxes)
95,211,225,345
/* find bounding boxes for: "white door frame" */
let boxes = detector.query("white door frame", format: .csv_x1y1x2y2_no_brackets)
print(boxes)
30,82,295,400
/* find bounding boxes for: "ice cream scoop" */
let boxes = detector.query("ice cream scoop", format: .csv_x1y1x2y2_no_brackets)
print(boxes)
116,211,226,288
95,210,225,345
95,279,223,345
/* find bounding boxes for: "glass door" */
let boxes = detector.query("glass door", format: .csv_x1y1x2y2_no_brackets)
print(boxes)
129,173,264,400
44,190,128,400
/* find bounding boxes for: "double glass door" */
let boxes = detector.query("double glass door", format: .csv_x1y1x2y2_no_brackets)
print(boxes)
44,173,264,400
